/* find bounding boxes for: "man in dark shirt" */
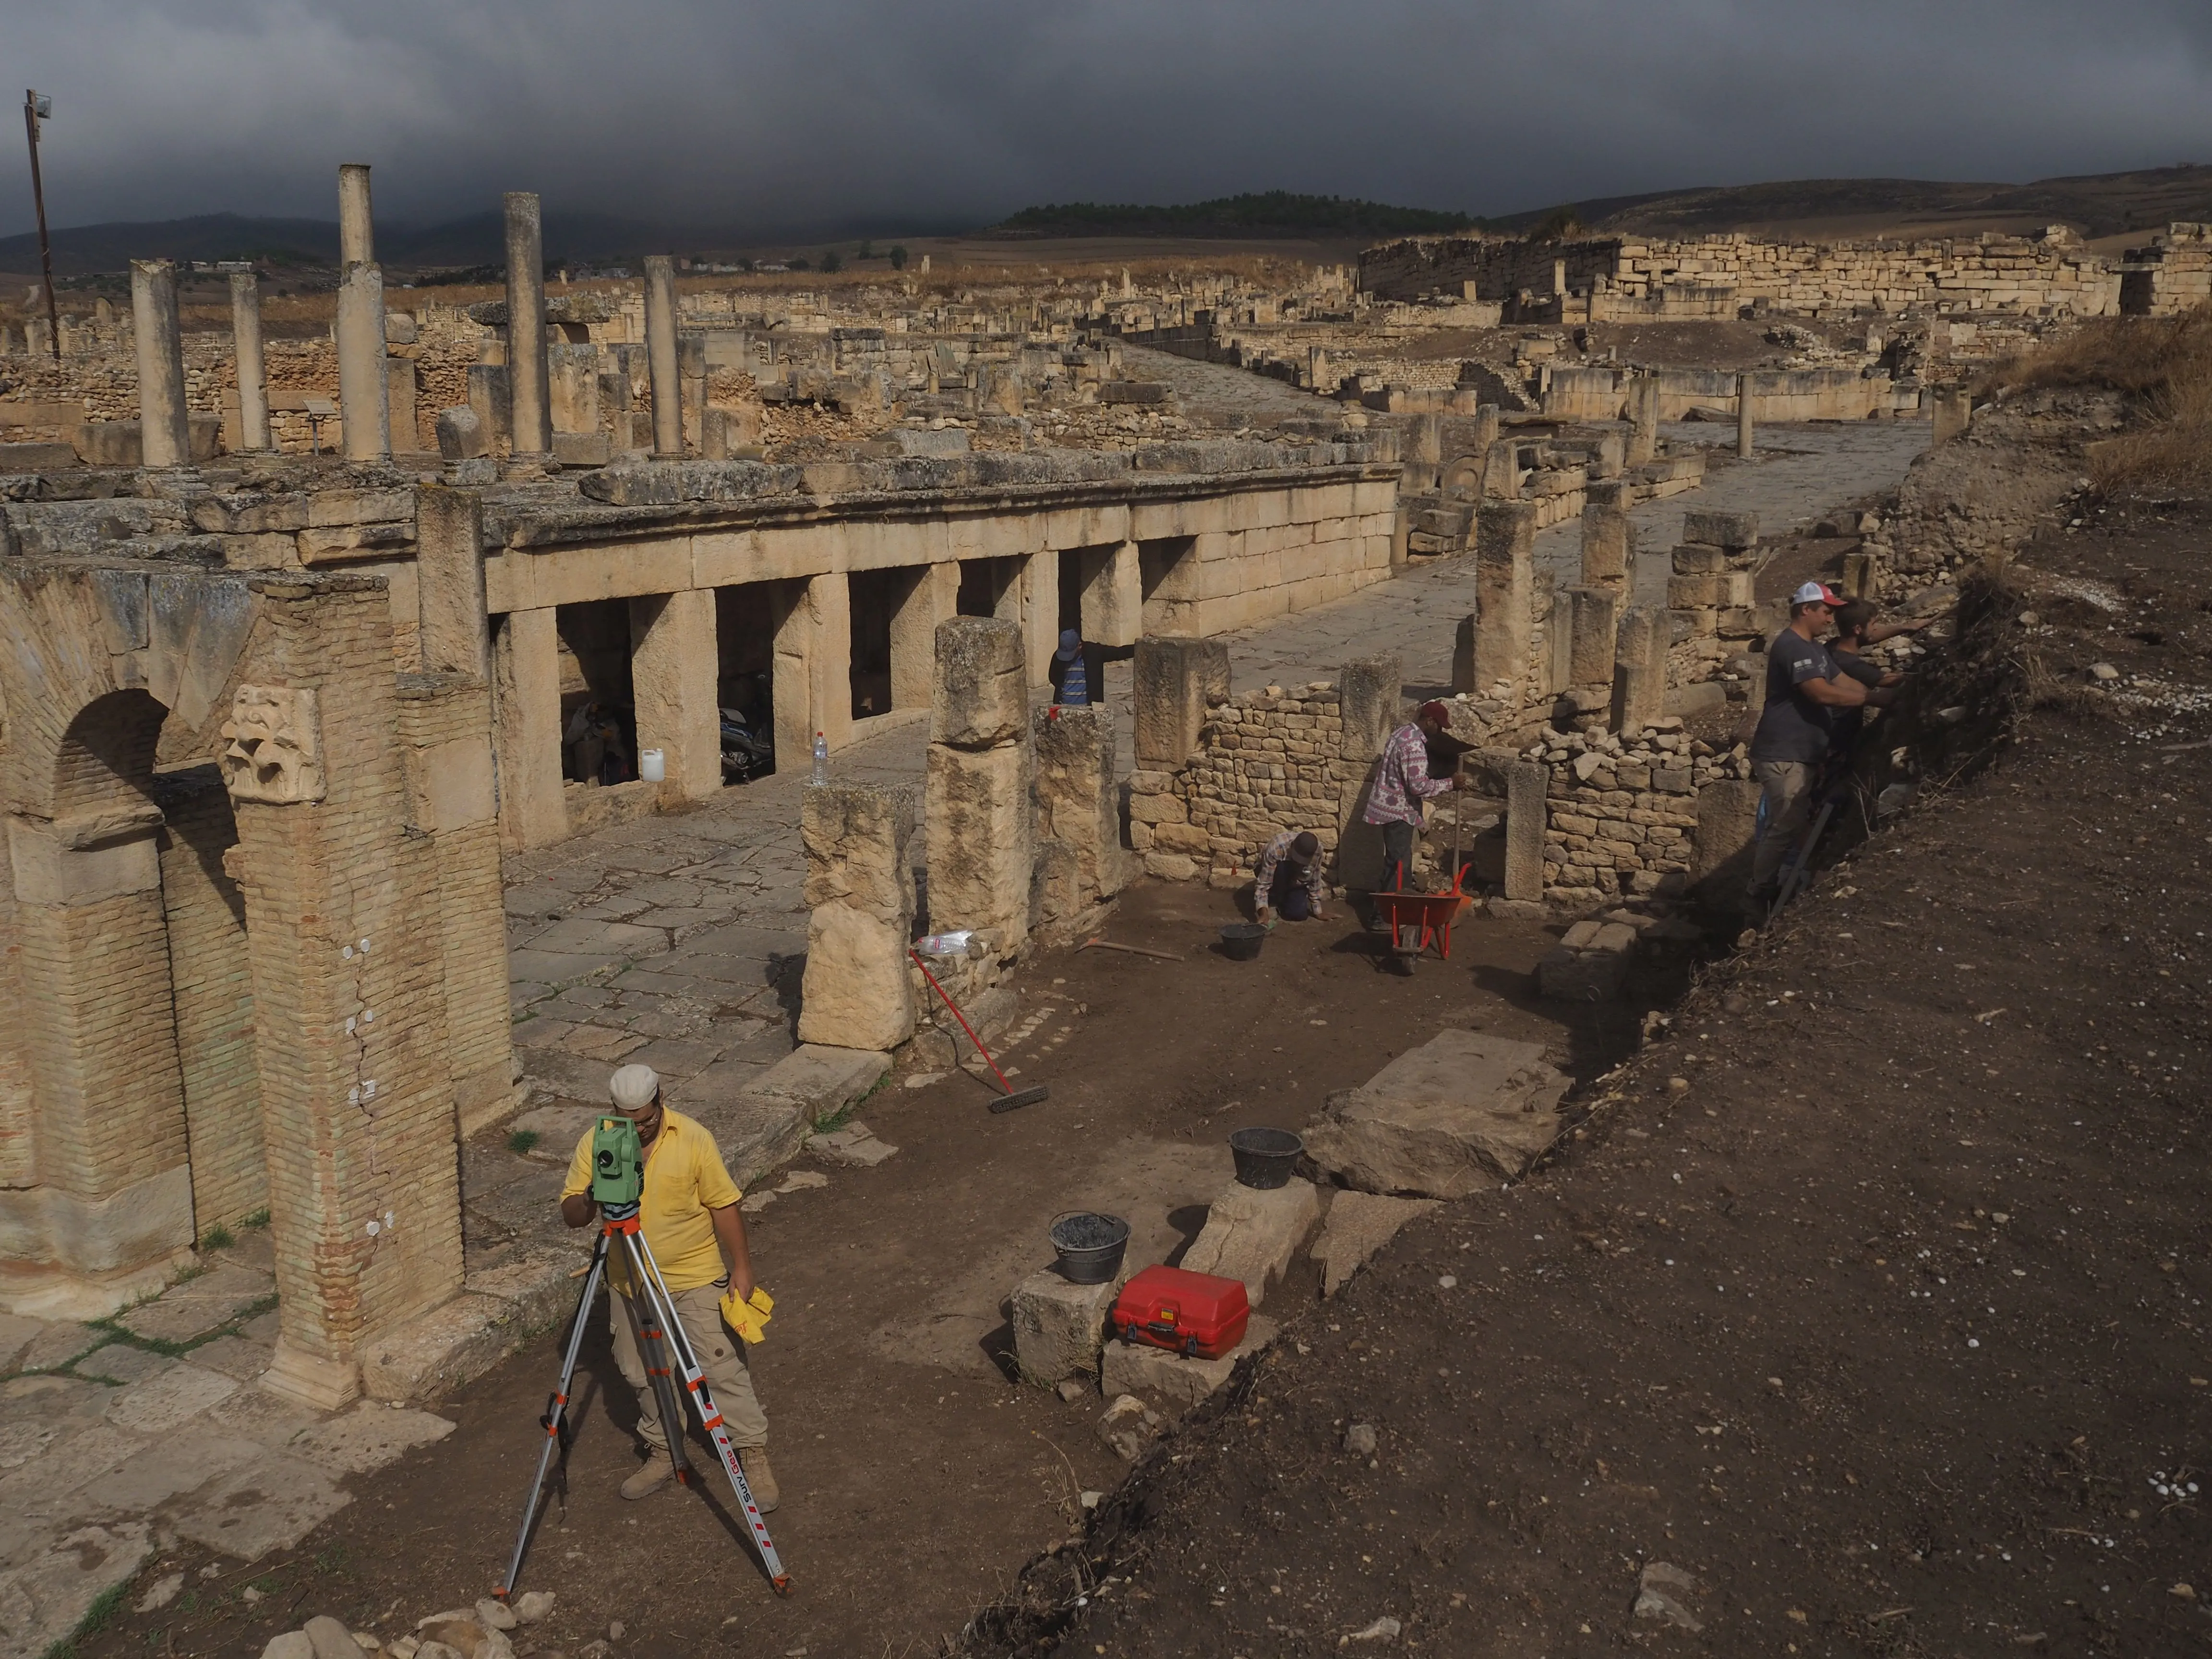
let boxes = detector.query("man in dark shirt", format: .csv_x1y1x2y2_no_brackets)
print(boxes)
1826,598,1914,757
1747,582,1869,909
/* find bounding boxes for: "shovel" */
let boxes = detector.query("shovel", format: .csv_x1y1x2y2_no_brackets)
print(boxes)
908,949,1050,1112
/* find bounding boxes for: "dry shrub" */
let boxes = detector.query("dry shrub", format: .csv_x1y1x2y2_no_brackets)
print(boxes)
1977,305,2212,494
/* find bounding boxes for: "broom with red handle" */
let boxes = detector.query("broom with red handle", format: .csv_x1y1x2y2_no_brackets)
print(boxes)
908,949,1050,1112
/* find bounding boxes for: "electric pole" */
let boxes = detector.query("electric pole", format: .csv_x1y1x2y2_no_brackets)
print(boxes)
23,90,59,362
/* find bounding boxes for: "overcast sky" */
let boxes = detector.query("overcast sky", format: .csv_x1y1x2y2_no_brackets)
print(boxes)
5,0,2212,240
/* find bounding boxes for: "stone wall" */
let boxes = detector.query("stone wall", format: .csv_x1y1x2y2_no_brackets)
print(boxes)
1518,724,1751,908
1362,229,2122,320
1136,681,1353,886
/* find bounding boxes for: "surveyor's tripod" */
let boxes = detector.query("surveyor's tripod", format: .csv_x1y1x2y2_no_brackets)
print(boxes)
495,1203,791,1598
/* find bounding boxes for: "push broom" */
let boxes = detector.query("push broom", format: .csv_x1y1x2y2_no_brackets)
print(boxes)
908,949,1050,1113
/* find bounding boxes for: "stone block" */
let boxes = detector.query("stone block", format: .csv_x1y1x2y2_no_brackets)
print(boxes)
1611,605,1669,734
1671,544,1727,575
1538,945,1627,1002
1010,1269,1125,1387
285,1400,456,1477
926,740,1032,946
1303,1030,1568,1196
1567,587,1620,687
1178,1178,1324,1308
748,1044,890,1117
799,904,914,1050
1100,1315,1278,1412
1311,1192,1441,1296
1695,778,1762,891
1336,655,1401,760
0,1523,154,1659
932,616,1027,748
435,407,489,461
1681,508,1757,550
1133,636,1230,769
1473,502,1536,691
1503,761,1548,902
1579,501,1632,589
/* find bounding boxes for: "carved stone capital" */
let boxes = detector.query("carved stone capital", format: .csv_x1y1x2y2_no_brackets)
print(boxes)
220,684,326,804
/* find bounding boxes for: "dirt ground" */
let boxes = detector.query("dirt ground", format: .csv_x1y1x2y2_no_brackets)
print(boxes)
77,882,1660,1659
969,502,2212,1657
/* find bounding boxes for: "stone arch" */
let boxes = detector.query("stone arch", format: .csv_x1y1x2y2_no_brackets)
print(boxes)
0,569,264,1318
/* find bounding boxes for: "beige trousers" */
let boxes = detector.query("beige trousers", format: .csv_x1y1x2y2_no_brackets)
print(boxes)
1750,759,1816,893
609,1281,768,1451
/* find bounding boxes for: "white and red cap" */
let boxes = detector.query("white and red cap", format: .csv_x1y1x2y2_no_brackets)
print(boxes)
1791,581,1846,608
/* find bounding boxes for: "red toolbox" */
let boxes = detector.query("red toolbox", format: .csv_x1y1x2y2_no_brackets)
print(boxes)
1109,1265,1250,1360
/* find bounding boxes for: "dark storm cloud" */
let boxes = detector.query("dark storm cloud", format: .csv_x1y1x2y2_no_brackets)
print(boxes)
5,0,2212,238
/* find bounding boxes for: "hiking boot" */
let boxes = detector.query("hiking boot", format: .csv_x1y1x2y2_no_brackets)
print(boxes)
739,1445,780,1512
620,1458,674,1501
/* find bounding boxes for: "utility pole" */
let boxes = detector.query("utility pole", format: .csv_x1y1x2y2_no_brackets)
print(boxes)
23,90,59,362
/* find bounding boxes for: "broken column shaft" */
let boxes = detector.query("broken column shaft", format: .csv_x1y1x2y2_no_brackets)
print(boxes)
926,617,1033,952
332,165,389,462
131,260,191,467
505,192,552,459
229,271,269,452
798,784,918,1051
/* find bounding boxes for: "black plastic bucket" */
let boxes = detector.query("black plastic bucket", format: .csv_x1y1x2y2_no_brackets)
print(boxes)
1049,1212,1131,1284
1220,923,1268,962
1228,1127,1305,1189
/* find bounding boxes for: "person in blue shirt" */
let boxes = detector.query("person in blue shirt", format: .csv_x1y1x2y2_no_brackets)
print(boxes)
1051,629,1090,706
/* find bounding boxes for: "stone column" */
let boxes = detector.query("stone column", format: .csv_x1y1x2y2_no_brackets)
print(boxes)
927,618,1033,950
1019,549,1060,685
331,166,390,462
1567,586,1621,695
1503,758,1548,903
131,260,191,468
1403,412,1442,493
1309,345,1329,392
890,562,959,712
415,486,488,679
1079,541,1142,648
1932,385,1972,444
505,193,552,460
1479,438,1520,499
1694,778,1763,901
771,572,854,763
230,272,270,452
1334,653,1402,890
338,163,374,264
798,784,917,1051
1580,481,1634,595
1736,371,1755,459
492,607,567,850
1472,501,1537,697
1610,604,1669,734
629,589,720,801
1625,373,1660,467
1033,703,1133,936
644,256,684,457
222,579,464,1410
1133,634,1229,769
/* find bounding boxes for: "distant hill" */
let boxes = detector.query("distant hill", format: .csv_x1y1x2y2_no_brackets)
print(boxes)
1486,165,2212,243
0,213,338,275
985,192,1476,240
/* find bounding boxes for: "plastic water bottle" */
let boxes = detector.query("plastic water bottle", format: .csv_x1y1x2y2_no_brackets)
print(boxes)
810,731,829,786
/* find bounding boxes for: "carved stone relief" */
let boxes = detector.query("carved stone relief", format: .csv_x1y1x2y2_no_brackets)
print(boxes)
220,684,326,804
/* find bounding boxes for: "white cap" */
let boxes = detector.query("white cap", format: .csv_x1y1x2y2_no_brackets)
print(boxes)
1791,581,1842,607
609,1064,660,1108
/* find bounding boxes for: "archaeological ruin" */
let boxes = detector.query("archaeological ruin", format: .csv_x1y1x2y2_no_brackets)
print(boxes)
0,160,2065,1417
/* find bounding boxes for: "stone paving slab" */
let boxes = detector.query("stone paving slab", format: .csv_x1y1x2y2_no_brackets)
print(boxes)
114,1262,274,1344
171,1452,351,1561
0,1520,153,1659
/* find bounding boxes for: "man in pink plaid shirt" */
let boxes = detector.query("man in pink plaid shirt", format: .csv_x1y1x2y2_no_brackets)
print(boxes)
1362,699,1466,896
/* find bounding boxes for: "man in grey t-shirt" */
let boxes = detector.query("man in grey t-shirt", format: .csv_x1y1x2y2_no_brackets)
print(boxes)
1747,582,1870,910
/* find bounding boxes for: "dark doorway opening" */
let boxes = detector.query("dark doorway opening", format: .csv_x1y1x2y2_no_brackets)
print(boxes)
715,584,777,781
848,568,901,721
555,599,636,784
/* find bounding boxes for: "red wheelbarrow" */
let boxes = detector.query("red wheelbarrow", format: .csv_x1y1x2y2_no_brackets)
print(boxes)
1370,876,1474,966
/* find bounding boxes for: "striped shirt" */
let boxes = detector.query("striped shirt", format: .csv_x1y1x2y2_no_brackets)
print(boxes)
1253,830,1327,908
1361,722,1454,827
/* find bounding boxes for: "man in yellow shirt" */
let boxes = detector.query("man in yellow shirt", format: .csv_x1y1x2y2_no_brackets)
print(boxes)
561,1063,778,1507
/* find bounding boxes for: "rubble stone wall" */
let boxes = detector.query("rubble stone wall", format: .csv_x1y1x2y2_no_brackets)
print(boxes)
1135,682,1352,886
1363,230,2122,319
